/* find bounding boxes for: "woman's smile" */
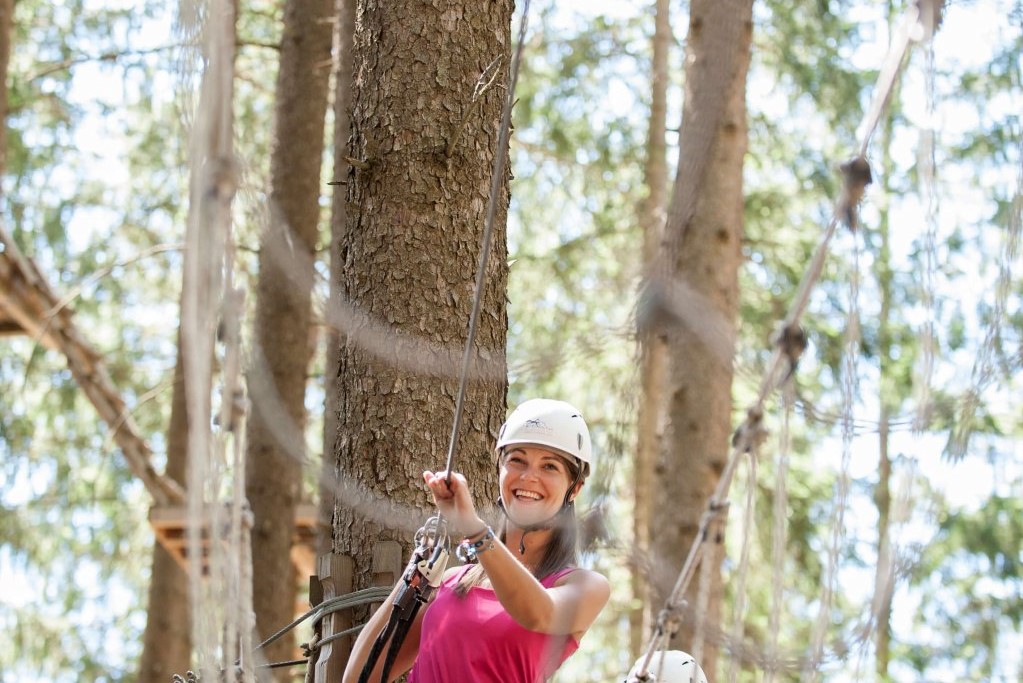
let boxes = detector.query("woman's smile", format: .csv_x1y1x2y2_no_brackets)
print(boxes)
501,447,572,524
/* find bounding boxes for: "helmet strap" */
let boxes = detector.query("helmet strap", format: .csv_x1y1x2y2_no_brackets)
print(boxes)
497,496,575,554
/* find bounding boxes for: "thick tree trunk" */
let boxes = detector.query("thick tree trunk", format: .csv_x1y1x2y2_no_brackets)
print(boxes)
245,0,334,672
332,0,511,617
632,0,672,659
139,344,193,682
651,1,752,679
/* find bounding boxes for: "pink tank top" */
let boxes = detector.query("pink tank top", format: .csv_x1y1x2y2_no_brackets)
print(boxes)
407,565,580,683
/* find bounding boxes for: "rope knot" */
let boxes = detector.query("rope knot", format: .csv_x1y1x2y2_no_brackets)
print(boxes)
838,155,873,231
655,599,686,641
731,407,767,455
774,323,808,383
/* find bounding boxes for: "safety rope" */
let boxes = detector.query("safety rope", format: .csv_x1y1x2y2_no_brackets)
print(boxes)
764,384,794,683
913,32,938,432
947,120,1023,459
726,449,758,683
178,0,250,679
804,233,863,683
630,2,938,678
171,586,393,680
443,0,531,480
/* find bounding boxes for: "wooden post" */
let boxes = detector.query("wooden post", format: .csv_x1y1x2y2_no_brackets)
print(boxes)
372,541,402,611
312,553,353,683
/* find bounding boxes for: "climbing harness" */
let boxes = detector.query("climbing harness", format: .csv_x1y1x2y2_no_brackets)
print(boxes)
356,516,451,683
356,3,533,682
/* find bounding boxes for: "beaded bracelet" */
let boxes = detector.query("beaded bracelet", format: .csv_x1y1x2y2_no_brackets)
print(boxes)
456,525,496,562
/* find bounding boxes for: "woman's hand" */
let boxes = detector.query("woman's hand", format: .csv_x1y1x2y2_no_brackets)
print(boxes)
422,470,485,537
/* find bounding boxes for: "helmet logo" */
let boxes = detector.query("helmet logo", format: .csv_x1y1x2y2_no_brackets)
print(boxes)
522,418,553,435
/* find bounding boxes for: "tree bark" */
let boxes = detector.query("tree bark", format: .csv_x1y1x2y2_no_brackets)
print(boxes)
651,1,752,679
245,0,334,672
139,342,193,682
331,0,511,618
321,0,357,555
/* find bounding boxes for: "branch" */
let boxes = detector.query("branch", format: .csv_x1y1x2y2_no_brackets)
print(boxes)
29,44,188,82
445,55,503,158
0,226,185,505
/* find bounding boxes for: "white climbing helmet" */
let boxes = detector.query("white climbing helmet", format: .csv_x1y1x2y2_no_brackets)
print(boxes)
496,398,593,476
624,651,708,683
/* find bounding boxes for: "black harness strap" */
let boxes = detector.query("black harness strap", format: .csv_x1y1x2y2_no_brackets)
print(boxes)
358,524,449,683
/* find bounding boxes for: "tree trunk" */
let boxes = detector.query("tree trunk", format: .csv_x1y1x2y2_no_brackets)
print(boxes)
311,3,357,678
331,0,511,619
320,0,356,555
874,35,898,675
651,1,752,679
245,0,334,672
632,0,672,659
139,343,193,682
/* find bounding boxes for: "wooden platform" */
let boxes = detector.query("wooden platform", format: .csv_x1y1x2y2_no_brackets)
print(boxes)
149,502,322,579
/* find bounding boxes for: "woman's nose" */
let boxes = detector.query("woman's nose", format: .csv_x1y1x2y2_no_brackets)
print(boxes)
518,465,541,481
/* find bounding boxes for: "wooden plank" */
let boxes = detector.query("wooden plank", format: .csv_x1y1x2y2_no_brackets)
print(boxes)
150,503,322,583
312,554,353,683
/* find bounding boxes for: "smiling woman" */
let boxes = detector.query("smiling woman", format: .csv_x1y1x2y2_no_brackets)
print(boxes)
342,399,611,683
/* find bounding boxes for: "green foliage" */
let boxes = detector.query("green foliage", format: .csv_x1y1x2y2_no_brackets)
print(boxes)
897,487,1023,680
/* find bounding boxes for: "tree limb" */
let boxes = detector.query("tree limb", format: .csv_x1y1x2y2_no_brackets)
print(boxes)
0,225,185,505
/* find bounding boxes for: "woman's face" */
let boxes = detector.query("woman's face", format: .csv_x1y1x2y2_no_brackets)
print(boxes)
499,446,577,528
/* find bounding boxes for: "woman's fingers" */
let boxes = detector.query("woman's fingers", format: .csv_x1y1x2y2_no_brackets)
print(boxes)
422,471,480,532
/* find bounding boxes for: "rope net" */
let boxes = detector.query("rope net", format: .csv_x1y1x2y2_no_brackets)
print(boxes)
178,0,254,679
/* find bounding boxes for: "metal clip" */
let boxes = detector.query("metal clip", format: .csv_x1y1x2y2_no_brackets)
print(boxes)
417,544,450,587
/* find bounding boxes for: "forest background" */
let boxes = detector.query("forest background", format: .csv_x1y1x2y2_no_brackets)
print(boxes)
1,0,1021,682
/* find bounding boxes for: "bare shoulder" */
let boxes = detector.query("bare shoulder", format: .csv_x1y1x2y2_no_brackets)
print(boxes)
555,567,611,598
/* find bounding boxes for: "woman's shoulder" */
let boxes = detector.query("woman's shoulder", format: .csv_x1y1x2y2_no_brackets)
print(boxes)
547,566,610,591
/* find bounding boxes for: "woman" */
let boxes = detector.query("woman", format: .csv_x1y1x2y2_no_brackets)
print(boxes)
343,398,611,683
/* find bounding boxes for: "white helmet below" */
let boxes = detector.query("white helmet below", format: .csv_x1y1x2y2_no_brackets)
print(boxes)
496,398,593,476
624,651,708,683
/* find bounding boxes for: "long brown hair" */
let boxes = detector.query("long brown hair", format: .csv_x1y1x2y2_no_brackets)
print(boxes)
454,453,582,597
